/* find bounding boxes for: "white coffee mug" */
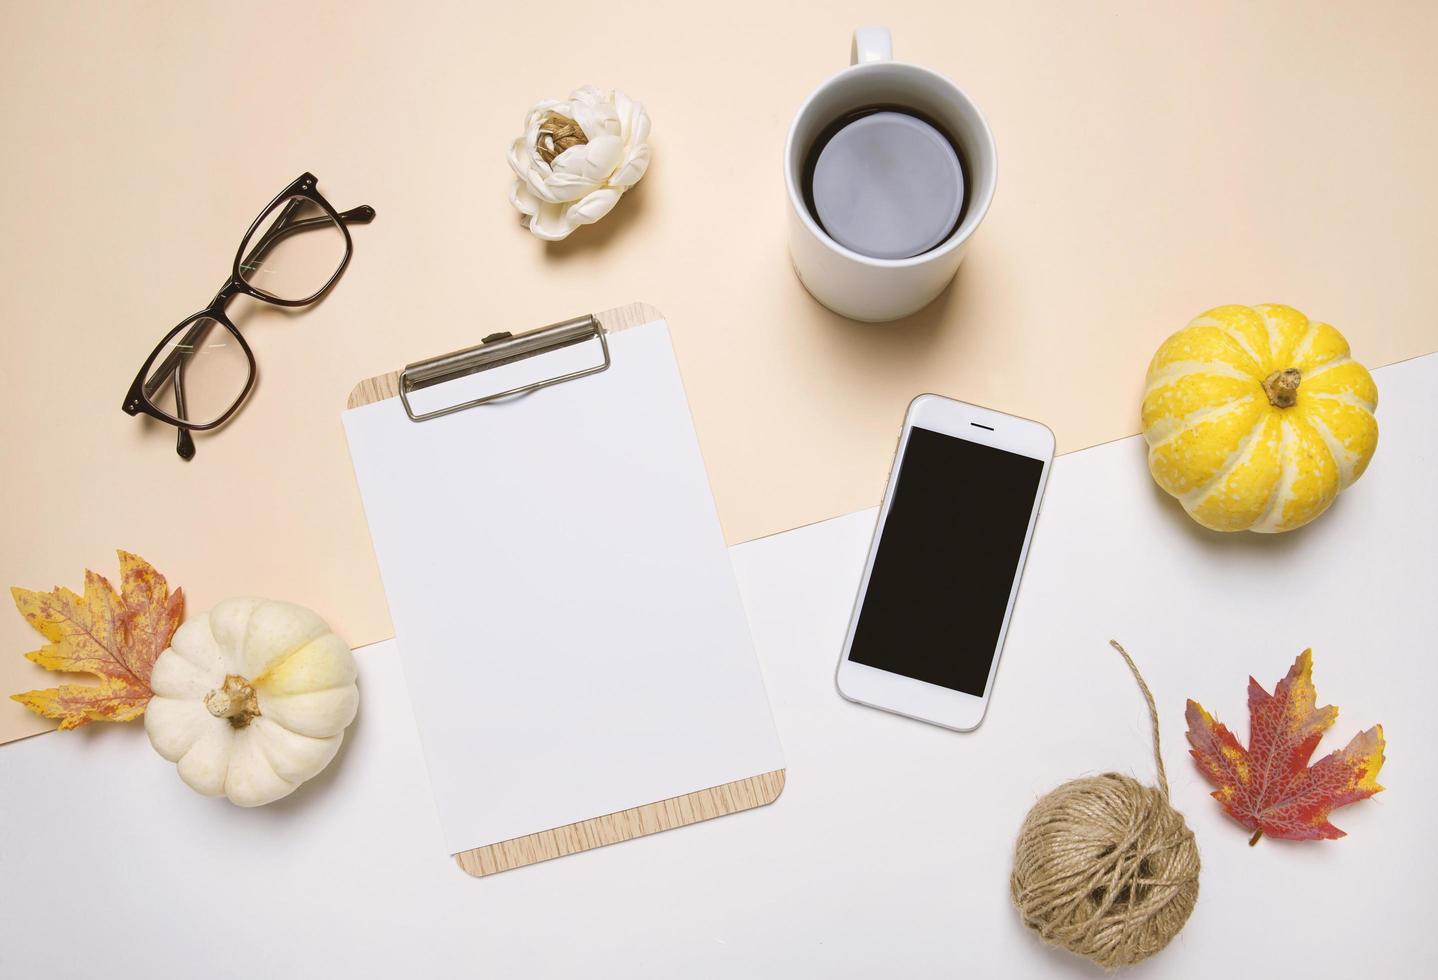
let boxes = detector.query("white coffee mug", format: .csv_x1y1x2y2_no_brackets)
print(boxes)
784,27,997,322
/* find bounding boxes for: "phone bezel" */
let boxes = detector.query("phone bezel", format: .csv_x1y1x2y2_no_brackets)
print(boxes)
834,393,1054,731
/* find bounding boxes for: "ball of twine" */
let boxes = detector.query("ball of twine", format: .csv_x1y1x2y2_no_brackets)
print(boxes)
1010,641,1200,970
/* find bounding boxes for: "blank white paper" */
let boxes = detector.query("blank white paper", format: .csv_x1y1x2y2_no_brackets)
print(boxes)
342,320,784,855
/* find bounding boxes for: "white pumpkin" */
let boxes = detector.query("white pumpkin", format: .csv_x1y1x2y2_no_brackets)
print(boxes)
145,598,358,806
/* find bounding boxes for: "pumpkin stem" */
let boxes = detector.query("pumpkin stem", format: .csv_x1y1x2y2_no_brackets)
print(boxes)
204,674,261,729
1261,368,1301,408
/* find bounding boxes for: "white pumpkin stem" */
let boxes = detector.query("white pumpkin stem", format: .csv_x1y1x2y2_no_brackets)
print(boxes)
204,674,261,729
1261,368,1301,408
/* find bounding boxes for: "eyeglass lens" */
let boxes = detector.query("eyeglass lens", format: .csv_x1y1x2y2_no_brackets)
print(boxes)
238,196,348,303
143,317,251,426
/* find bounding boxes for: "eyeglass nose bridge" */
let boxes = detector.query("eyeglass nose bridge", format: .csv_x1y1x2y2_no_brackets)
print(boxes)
207,278,248,310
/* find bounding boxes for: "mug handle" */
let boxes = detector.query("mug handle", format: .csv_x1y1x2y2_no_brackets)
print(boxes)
850,26,892,65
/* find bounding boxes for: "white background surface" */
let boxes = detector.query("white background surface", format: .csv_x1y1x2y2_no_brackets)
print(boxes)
342,321,783,853
2,355,1435,977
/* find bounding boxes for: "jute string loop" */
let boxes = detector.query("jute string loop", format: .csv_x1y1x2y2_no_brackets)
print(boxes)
535,112,588,165
1010,641,1200,970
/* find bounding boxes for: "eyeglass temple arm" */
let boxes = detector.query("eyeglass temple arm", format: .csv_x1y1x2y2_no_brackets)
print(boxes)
173,359,196,460
238,203,376,277
152,201,374,460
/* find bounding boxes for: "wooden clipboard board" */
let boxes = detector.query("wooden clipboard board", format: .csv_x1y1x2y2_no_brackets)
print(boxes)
346,301,785,878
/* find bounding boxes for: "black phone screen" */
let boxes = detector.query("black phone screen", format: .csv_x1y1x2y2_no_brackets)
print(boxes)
847,426,1045,696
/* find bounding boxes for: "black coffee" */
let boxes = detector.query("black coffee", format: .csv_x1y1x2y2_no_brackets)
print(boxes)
801,106,967,260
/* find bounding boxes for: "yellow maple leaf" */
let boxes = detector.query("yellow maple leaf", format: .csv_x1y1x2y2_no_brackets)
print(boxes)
10,551,183,729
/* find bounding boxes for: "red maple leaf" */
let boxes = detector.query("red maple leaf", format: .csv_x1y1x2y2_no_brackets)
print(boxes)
1185,650,1384,844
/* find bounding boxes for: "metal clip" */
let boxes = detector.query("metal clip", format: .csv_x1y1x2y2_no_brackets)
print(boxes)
398,314,609,422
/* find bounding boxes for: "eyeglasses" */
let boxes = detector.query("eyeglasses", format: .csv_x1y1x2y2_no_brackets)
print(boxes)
122,172,375,460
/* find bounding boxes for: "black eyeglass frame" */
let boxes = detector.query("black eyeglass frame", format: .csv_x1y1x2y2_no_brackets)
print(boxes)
122,172,375,459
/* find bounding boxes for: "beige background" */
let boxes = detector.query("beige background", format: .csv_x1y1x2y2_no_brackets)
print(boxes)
2,0,1436,743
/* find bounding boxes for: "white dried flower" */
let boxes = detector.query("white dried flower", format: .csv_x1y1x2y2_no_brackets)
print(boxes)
507,86,652,241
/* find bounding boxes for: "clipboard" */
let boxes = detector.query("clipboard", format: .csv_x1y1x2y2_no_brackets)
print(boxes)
343,302,785,877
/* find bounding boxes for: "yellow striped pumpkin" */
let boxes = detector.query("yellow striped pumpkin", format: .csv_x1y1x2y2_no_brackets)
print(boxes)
1141,304,1378,533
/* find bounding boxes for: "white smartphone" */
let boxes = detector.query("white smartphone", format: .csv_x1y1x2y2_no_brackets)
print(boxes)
836,394,1054,731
